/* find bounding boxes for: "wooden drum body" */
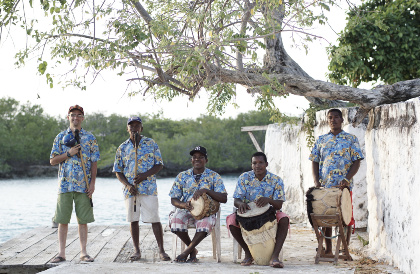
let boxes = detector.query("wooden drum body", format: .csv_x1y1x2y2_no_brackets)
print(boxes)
306,187,352,226
236,202,277,265
189,193,220,220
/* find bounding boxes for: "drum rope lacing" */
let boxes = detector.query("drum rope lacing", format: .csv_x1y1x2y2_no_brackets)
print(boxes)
316,190,338,214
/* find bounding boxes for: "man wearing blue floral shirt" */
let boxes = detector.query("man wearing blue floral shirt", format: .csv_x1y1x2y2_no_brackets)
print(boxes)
50,105,100,263
309,108,364,254
226,152,289,268
113,116,170,262
169,146,227,263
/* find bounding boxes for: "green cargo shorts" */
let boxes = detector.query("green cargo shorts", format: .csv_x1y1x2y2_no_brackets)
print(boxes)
53,192,95,224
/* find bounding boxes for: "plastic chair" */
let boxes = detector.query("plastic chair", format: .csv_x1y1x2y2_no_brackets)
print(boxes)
171,208,221,262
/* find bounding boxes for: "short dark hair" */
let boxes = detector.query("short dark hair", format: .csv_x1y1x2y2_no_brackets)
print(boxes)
327,108,343,119
251,152,267,163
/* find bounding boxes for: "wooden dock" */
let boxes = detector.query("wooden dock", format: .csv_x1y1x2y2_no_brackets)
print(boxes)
0,225,178,273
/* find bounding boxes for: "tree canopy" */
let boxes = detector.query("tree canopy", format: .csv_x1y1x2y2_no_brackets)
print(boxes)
0,97,279,177
1,0,419,125
328,0,420,87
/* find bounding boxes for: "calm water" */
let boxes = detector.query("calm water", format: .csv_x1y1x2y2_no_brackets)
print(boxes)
0,175,239,244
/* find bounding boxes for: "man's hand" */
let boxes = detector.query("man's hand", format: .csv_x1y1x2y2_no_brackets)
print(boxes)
339,179,350,190
183,201,193,211
69,144,81,157
192,188,207,200
314,180,321,188
237,201,251,214
127,184,138,196
86,183,95,198
134,173,148,184
255,197,271,207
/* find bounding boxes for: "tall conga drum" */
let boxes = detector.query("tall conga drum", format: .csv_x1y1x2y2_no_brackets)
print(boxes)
189,193,220,220
236,202,277,265
306,187,352,226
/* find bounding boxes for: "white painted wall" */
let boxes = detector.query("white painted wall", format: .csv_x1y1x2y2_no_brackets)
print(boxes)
265,99,420,273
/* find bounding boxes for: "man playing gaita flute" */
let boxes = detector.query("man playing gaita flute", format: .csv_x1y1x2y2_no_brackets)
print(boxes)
113,116,170,262
169,146,227,263
227,152,289,268
50,105,100,263
309,108,364,254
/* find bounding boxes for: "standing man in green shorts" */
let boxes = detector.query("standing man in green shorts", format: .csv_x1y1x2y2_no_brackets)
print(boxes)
50,105,100,263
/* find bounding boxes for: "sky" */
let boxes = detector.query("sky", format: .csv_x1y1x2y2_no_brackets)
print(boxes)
0,2,359,121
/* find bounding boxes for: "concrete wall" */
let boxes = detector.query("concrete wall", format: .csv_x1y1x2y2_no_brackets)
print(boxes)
264,99,420,273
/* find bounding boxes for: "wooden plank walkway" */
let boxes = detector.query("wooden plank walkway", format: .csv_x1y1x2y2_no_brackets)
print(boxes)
0,225,173,272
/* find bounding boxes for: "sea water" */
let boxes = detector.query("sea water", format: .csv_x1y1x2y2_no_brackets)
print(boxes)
0,175,239,244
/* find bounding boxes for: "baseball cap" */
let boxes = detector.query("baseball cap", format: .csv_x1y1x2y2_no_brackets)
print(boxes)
127,116,142,125
68,105,84,115
189,146,207,158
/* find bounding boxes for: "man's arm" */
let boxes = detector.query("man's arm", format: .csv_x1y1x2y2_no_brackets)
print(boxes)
312,161,321,187
171,197,193,211
192,189,228,203
134,164,163,184
50,144,81,166
116,172,138,196
86,161,97,197
339,159,361,188
255,197,283,210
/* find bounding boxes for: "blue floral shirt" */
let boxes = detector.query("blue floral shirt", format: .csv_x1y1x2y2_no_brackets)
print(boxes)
113,136,163,198
169,168,227,202
309,130,364,190
50,128,100,194
233,171,286,203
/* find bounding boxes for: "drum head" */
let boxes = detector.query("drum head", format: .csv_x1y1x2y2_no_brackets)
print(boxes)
340,188,352,225
190,196,204,217
237,202,270,218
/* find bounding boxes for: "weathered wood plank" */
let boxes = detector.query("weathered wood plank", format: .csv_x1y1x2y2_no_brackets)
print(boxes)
247,132,263,152
25,225,80,265
0,227,51,254
83,226,121,260
241,125,268,131
94,226,131,263
66,226,106,263
0,227,56,264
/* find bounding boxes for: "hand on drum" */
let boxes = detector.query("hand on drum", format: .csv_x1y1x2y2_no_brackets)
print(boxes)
183,201,194,211
338,179,350,190
237,202,251,214
192,188,207,201
255,197,271,207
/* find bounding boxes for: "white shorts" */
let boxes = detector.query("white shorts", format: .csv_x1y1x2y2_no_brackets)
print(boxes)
125,195,161,223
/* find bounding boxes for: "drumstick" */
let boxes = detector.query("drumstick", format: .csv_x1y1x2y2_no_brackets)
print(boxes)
75,129,93,207
133,133,139,212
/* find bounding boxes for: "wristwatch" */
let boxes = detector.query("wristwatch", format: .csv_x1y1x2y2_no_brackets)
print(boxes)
66,151,71,158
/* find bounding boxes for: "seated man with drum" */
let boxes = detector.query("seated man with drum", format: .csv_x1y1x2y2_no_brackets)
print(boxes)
309,108,364,254
227,152,289,268
169,146,227,263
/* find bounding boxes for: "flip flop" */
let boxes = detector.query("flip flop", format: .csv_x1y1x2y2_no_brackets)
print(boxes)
270,259,284,268
159,252,171,261
240,257,253,266
174,255,188,263
51,256,66,263
130,253,141,261
80,255,94,262
186,257,199,263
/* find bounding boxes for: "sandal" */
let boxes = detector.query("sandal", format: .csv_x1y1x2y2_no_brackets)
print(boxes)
159,252,171,261
51,256,66,263
80,255,94,262
240,257,253,266
174,255,188,263
270,259,284,268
